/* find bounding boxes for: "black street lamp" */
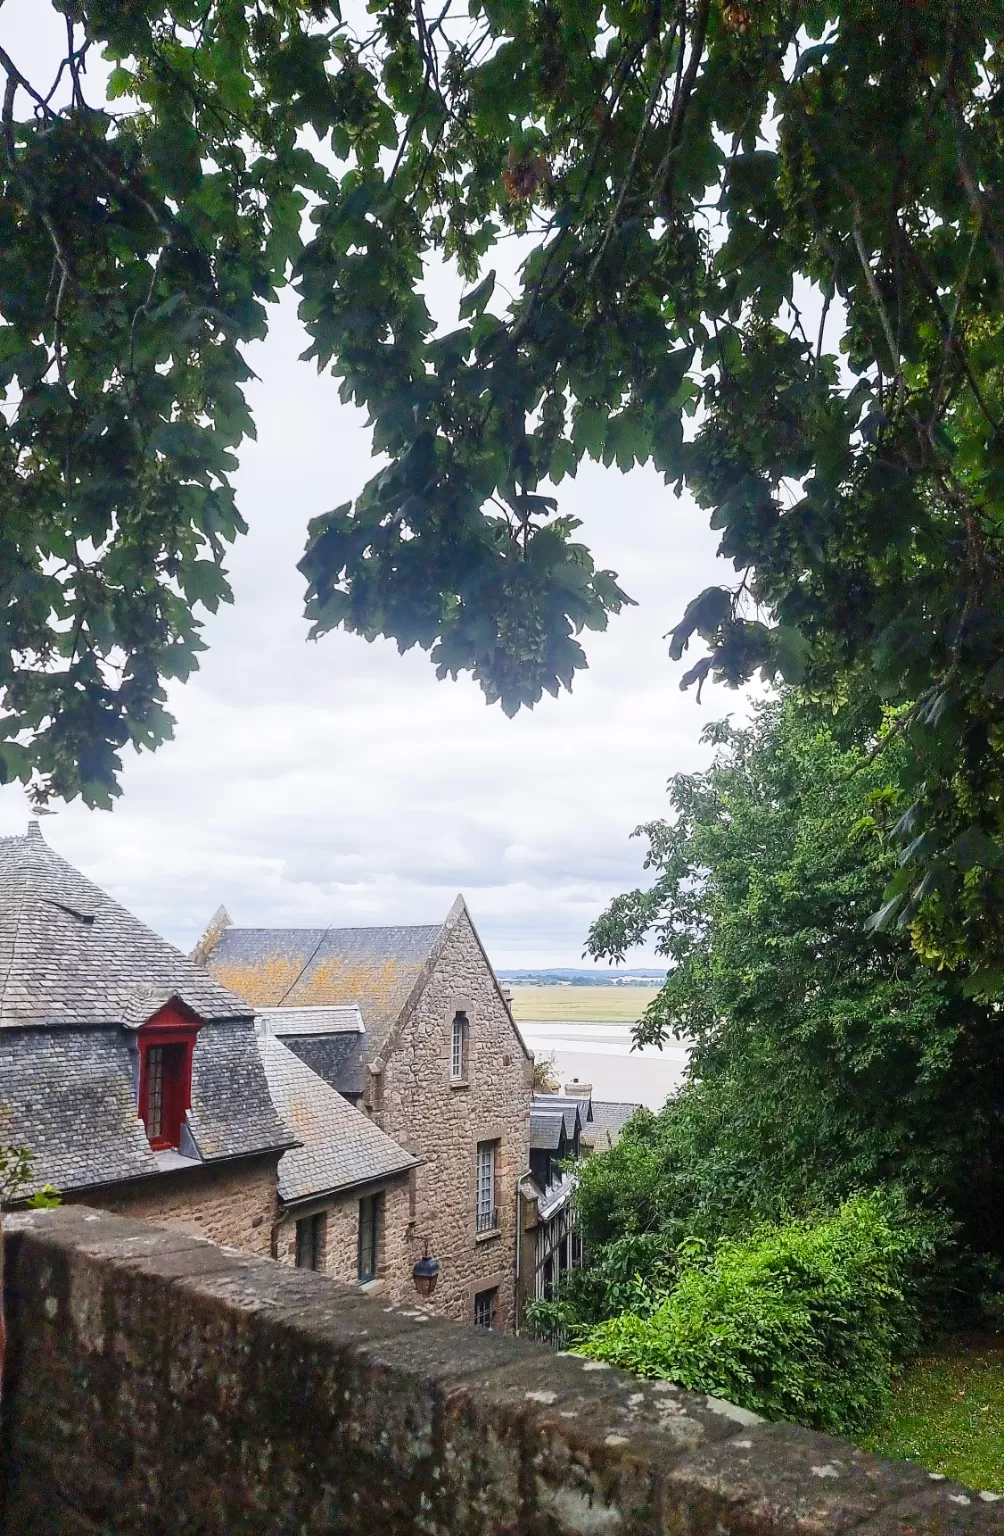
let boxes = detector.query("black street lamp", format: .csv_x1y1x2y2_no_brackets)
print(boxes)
412,1242,440,1300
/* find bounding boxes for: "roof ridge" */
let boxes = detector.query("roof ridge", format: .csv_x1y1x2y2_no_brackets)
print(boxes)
221,920,443,935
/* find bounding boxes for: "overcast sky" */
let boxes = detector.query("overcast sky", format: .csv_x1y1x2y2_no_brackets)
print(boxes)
0,6,756,967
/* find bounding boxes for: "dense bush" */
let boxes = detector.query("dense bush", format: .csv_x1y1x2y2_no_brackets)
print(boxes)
525,1231,680,1342
575,1195,944,1437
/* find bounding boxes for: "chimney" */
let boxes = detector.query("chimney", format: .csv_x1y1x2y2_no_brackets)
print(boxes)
564,1080,592,1097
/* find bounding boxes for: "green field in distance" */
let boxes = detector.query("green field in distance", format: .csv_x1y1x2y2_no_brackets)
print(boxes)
507,986,659,1022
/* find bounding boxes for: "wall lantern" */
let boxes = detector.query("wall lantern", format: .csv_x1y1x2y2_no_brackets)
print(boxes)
412,1244,440,1300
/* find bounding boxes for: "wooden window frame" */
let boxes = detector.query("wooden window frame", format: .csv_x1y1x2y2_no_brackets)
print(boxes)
357,1192,382,1284
137,1003,201,1151
295,1212,326,1271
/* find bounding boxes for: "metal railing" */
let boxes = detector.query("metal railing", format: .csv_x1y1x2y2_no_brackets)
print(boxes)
475,1206,499,1234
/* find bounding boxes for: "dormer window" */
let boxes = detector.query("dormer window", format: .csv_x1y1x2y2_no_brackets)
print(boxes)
137,1004,201,1151
450,1010,469,1081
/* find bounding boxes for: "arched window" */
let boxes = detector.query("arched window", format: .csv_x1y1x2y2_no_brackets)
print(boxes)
450,1009,469,1081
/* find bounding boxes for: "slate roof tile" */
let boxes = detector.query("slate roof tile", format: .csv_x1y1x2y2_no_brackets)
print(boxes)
0,826,252,1028
258,1034,417,1203
205,923,444,1058
529,1107,567,1151
257,1005,364,1037
0,826,293,1190
580,1100,643,1152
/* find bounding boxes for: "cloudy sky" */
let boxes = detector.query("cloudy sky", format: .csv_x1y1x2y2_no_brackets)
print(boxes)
0,6,755,967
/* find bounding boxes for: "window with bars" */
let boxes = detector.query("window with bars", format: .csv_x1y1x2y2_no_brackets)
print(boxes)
450,1010,469,1080
475,1140,498,1233
473,1287,496,1330
357,1193,382,1283
295,1213,325,1271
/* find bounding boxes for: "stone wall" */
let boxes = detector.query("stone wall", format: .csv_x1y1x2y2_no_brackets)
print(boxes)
369,909,533,1330
3,1208,1001,1536
70,1152,279,1258
274,1174,413,1292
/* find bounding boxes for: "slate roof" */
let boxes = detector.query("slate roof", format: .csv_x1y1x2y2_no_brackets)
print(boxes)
529,1109,565,1151
203,920,445,1058
541,1095,591,1138
272,1032,367,1099
0,825,293,1194
0,825,253,1028
257,1007,367,1098
580,1100,642,1153
0,1026,161,1193
258,1033,417,1204
258,1005,364,1037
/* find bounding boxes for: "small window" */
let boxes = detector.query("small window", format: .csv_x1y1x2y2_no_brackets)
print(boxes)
140,1040,189,1149
474,1287,497,1330
358,1193,382,1283
451,1010,469,1080
145,1046,165,1141
295,1213,325,1271
476,1140,498,1233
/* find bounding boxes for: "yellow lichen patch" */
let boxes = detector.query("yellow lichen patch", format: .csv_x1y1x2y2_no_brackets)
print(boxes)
289,957,417,1022
286,1100,320,1135
209,952,425,1035
211,958,306,1006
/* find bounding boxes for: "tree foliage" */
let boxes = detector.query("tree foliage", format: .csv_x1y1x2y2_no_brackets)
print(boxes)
2,1,1003,976
582,698,1004,1259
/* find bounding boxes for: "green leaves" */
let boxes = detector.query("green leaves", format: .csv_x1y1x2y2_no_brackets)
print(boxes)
3,0,1004,991
0,0,333,804
579,695,1004,1306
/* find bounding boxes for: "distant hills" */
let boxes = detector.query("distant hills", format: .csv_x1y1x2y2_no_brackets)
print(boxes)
497,968,666,988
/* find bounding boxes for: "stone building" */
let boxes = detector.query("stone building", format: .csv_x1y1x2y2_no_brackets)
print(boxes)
197,896,534,1331
256,1016,418,1293
0,824,292,1256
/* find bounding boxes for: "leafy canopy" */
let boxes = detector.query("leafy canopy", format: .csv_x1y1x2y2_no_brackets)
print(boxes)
2,0,1003,976
581,698,1004,1259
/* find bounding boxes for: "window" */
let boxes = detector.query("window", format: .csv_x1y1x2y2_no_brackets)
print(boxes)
473,1287,496,1330
476,1140,498,1233
358,1193,382,1283
450,1010,469,1080
145,1046,166,1141
137,1006,200,1152
295,1213,325,1271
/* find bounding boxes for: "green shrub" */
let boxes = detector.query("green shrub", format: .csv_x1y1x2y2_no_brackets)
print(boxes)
575,1194,943,1437
525,1231,680,1341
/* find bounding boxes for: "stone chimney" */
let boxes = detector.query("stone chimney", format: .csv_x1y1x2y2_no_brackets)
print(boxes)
563,1080,592,1097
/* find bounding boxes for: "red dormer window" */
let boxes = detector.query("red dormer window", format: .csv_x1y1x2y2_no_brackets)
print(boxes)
137,1004,201,1150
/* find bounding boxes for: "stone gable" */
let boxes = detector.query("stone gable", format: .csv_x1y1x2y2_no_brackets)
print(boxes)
366,905,532,1328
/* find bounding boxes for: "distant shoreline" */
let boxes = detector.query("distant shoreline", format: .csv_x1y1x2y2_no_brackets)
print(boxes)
507,984,660,1024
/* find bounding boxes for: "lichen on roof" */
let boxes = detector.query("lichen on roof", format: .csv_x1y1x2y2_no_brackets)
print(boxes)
204,921,445,1057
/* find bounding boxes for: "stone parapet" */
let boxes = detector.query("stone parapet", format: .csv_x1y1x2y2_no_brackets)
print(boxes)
2,1207,1001,1536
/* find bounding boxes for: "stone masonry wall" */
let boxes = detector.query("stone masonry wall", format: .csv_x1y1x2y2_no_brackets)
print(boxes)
369,910,533,1329
3,1208,1002,1536
274,1174,412,1289
70,1153,279,1259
